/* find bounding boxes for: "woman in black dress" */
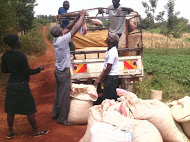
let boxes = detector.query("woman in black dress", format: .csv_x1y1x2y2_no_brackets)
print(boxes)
1,34,49,139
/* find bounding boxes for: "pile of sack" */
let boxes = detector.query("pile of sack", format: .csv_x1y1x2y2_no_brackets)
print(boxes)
79,88,189,142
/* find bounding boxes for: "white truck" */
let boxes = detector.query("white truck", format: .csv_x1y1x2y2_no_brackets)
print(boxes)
57,8,144,92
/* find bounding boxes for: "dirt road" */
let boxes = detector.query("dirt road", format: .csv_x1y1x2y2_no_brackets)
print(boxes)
0,26,86,142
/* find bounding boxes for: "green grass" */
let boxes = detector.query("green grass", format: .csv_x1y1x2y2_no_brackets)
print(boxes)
134,48,190,101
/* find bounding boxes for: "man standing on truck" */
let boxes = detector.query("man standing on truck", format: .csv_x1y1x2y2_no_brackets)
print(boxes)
58,0,76,59
99,0,135,38
51,10,86,126
94,32,119,101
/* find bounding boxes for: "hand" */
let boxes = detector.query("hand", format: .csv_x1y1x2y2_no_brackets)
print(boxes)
80,10,86,16
93,77,101,87
98,8,104,14
39,65,45,71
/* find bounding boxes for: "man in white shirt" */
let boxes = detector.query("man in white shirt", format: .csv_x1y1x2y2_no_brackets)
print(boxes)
51,10,86,126
94,32,119,100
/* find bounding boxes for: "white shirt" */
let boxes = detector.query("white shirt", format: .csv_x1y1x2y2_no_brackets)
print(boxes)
104,46,119,75
53,32,71,71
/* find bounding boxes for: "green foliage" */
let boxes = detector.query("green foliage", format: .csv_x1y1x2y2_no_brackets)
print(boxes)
34,15,56,26
134,48,190,101
165,0,176,32
0,0,17,52
12,0,37,33
0,0,37,52
143,49,190,86
185,38,190,42
101,19,110,29
20,24,46,55
46,24,53,42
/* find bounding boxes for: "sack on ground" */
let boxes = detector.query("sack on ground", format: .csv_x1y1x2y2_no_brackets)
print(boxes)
68,98,93,124
90,122,133,142
170,96,190,138
127,99,188,142
79,105,102,142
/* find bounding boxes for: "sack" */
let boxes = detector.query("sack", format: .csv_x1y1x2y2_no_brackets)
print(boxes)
90,122,133,142
133,120,163,142
170,96,190,138
127,99,188,142
68,98,93,124
71,83,98,101
80,105,102,142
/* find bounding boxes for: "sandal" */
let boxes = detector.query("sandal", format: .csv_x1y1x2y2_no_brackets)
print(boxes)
6,132,16,139
34,130,49,138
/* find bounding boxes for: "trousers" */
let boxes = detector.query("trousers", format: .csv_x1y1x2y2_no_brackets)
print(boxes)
103,75,119,101
52,68,71,124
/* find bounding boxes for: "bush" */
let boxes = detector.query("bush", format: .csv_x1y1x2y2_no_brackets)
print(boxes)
46,24,53,42
20,25,46,55
172,31,181,38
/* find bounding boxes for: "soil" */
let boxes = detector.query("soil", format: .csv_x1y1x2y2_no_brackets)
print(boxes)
0,26,87,142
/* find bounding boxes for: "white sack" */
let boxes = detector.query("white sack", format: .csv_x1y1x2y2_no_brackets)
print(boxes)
71,83,98,101
80,105,102,142
133,119,163,142
68,98,93,124
170,96,190,138
102,110,163,142
127,99,188,142
90,122,133,142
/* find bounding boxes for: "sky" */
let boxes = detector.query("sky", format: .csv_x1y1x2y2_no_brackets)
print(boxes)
34,0,189,22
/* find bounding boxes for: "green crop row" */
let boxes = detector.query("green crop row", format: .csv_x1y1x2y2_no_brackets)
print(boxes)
134,48,190,101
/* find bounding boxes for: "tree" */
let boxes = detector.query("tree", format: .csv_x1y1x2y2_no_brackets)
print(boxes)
165,0,176,54
0,0,17,52
11,0,37,34
142,0,165,48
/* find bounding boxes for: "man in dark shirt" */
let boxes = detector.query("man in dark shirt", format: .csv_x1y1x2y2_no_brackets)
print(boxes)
58,1,69,29
58,1,76,59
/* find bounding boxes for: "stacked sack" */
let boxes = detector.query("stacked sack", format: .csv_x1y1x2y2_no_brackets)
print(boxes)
80,88,189,142
67,83,98,125
167,96,190,139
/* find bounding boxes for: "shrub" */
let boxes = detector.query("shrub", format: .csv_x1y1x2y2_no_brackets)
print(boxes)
46,24,53,42
20,25,46,55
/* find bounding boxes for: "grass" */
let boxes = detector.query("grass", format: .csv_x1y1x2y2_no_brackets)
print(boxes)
134,47,190,102
143,31,190,48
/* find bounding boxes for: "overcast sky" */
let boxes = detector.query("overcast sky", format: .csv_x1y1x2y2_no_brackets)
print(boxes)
34,0,189,21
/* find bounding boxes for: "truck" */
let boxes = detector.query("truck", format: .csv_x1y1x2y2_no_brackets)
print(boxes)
57,8,144,93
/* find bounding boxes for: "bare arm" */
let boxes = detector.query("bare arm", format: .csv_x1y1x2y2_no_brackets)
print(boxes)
70,10,86,38
93,63,112,86
62,17,79,35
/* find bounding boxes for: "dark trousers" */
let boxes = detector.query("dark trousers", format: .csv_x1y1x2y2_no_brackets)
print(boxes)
52,68,71,124
103,75,119,101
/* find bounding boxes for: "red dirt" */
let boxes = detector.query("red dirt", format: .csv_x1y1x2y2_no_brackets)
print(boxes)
0,26,86,142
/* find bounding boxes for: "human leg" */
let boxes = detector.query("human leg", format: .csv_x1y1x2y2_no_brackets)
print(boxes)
56,69,72,125
27,114,49,137
52,69,60,119
6,114,16,139
103,75,119,100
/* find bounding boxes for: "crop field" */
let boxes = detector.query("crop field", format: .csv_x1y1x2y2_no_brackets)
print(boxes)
134,48,190,101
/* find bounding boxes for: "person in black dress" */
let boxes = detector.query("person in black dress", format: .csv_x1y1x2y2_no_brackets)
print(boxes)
1,34,49,139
